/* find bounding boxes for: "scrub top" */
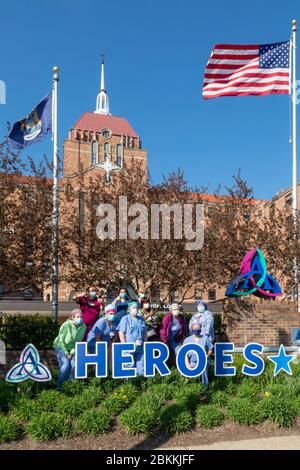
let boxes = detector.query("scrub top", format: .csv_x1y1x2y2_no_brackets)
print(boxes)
87,317,117,348
189,311,215,342
117,314,147,343
169,318,181,341
183,334,214,365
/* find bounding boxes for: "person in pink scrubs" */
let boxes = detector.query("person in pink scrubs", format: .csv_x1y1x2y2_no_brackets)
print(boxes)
74,285,103,340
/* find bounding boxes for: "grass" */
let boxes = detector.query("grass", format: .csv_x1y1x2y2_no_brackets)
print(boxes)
262,396,297,427
27,412,73,441
227,398,266,425
1,361,300,443
0,414,23,443
196,404,224,428
77,409,112,436
160,404,194,434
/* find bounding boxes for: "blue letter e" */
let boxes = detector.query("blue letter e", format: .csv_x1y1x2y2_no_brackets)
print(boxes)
215,343,235,376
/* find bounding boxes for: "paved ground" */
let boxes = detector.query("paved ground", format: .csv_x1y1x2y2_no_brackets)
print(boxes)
157,435,300,450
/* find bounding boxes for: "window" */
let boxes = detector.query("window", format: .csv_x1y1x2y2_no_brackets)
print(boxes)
91,141,98,165
116,144,123,166
195,288,203,300
269,204,275,218
285,195,292,207
104,142,110,161
152,286,161,303
208,289,216,301
243,210,250,222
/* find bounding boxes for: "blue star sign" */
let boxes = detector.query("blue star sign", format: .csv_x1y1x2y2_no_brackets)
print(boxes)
268,344,296,376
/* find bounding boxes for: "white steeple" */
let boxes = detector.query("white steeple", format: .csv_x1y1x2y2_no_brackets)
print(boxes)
95,55,111,115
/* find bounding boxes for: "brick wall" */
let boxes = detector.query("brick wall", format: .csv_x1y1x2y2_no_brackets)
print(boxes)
223,299,300,346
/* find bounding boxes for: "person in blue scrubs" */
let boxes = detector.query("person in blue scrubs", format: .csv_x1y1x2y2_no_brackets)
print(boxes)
189,300,215,343
112,287,130,325
117,301,147,375
183,321,214,386
87,304,118,361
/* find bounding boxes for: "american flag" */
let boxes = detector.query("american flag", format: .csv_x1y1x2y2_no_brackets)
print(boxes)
203,41,290,99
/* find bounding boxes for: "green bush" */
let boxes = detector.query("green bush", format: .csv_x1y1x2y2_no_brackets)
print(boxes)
236,381,261,402
145,383,175,401
209,390,229,407
61,380,86,396
27,412,73,441
0,414,23,443
102,395,128,416
173,383,205,411
15,380,44,399
80,386,105,407
227,398,266,425
137,393,165,414
262,396,296,427
160,403,194,434
119,402,158,435
113,383,139,404
293,396,300,416
56,396,87,419
35,390,62,412
77,409,112,436
0,383,17,412
196,404,224,428
0,314,59,350
10,397,41,422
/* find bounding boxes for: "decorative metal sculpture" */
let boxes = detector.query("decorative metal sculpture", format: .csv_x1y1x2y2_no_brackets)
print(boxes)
225,247,282,298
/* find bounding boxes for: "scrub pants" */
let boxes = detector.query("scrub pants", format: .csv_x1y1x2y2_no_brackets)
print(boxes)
129,345,144,376
55,348,75,390
190,357,211,386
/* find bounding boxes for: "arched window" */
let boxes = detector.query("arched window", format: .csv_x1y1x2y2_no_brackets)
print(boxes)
104,142,110,161
91,141,98,165
116,144,123,166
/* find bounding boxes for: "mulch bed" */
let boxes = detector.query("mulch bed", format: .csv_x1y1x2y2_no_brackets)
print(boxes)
1,418,300,450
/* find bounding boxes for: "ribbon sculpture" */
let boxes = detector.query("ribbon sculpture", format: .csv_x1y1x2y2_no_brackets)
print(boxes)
225,247,282,298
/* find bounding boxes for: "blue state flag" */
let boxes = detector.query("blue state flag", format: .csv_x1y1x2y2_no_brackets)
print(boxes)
7,91,52,149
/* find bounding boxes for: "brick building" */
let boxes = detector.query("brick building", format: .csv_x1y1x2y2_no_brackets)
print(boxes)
1,58,299,310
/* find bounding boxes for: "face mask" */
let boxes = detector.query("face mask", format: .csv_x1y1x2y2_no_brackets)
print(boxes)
172,310,179,316
197,305,206,314
74,318,83,326
139,293,145,299
130,308,138,317
120,293,127,299
143,303,150,310
90,291,97,300
107,314,115,322
192,329,201,336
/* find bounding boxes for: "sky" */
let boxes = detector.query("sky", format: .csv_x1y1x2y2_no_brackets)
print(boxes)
0,0,299,200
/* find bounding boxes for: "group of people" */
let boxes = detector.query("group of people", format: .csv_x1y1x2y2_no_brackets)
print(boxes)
53,286,215,390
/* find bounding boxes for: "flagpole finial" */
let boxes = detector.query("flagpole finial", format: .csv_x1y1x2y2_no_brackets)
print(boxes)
53,66,59,81
292,19,297,31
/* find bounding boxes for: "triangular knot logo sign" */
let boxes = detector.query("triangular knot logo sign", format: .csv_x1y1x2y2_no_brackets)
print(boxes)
5,343,52,383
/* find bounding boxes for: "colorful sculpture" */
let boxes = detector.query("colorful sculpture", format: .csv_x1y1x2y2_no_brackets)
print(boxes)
225,247,282,298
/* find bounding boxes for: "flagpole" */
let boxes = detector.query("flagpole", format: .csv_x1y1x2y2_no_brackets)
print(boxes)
52,66,59,322
291,20,299,311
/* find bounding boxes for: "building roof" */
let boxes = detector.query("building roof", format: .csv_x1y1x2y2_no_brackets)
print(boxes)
72,112,139,138
189,192,267,205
